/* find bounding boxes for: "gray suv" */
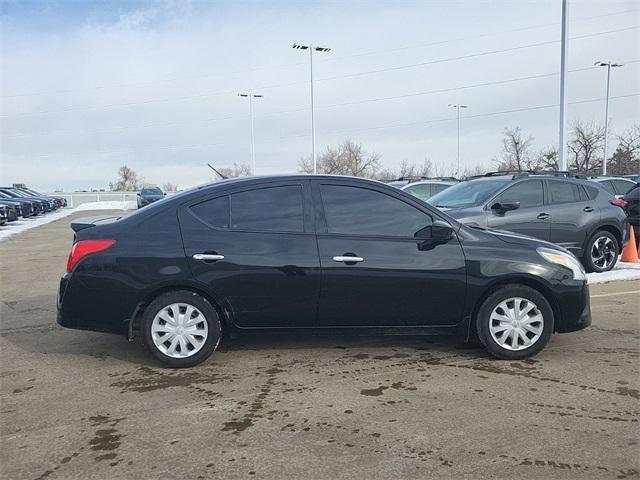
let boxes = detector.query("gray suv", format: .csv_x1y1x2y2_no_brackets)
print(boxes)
428,171,629,272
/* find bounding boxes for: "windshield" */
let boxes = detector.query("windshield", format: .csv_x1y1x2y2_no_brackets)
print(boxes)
142,188,163,195
428,179,507,208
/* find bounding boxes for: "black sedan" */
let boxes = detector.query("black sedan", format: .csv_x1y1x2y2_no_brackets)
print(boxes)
137,187,165,208
0,188,52,212
58,175,591,367
0,191,36,217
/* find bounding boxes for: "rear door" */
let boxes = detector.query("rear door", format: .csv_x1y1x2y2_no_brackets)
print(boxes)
486,180,550,240
313,180,466,327
179,181,321,328
547,180,600,256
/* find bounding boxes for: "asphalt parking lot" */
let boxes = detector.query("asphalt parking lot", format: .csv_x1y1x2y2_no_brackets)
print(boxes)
1,211,639,480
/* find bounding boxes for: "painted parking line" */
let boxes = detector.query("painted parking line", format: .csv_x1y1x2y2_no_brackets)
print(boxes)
590,290,640,299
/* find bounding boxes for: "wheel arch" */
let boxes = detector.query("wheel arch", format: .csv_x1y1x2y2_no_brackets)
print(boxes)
126,282,234,340
467,276,561,339
589,224,623,253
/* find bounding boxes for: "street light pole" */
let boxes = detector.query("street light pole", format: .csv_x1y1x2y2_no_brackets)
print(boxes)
558,0,570,171
594,61,624,175
293,43,331,174
448,104,468,178
238,92,264,175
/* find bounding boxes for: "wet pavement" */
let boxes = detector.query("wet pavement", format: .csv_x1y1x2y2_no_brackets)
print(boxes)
1,211,639,479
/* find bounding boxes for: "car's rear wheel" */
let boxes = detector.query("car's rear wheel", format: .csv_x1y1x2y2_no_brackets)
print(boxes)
584,230,619,273
476,285,553,360
142,290,221,368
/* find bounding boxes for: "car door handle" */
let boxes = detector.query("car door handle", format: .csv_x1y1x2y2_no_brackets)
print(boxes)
583,206,594,212
537,213,550,220
193,253,225,262
333,255,364,263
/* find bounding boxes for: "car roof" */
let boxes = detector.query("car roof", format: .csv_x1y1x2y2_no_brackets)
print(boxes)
590,176,636,182
401,180,457,188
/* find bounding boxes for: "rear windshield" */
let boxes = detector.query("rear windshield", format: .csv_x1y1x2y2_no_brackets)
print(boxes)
142,188,163,195
428,179,507,208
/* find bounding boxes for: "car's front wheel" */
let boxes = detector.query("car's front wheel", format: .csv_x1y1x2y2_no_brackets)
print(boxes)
142,290,222,368
476,285,554,360
584,230,619,273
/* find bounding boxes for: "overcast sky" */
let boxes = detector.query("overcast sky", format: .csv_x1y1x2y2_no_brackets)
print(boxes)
1,0,638,191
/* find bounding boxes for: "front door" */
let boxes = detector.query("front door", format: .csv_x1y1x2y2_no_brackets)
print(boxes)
486,179,550,240
313,181,466,327
179,181,321,328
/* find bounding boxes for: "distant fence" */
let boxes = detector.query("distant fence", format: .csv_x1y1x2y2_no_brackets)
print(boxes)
45,192,139,208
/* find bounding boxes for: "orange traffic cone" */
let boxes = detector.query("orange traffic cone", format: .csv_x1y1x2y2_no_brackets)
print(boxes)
621,225,640,263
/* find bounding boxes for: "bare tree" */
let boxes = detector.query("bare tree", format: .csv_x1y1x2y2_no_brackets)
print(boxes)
218,163,252,178
608,124,640,175
567,121,605,174
162,182,179,192
533,145,559,171
109,165,144,191
298,139,381,178
375,159,433,181
495,127,535,171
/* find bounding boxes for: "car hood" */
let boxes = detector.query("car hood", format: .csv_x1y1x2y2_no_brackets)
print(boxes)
469,225,573,255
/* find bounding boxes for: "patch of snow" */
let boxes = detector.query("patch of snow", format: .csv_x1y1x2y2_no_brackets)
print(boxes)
0,201,135,242
587,261,640,284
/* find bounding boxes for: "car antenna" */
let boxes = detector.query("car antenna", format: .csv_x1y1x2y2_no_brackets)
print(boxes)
207,163,228,180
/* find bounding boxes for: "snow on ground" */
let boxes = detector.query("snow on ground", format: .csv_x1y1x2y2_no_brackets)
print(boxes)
0,201,135,242
587,261,640,284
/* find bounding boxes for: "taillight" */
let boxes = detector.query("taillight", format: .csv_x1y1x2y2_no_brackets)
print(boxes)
610,198,628,209
66,239,116,273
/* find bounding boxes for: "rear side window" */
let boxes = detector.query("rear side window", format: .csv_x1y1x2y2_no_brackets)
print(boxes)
612,180,635,195
190,196,230,229
547,181,582,204
583,184,599,200
231,185,304,232
495,180,543,208
320,184,430,237
404,184,431,201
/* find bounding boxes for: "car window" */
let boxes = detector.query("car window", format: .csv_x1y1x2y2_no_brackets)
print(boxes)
431,184,450,195
142,188,163,195
495,180,543,208
190,195,230,229
320,184,430,237
548,181,582,204
404,184,431,201
428,179,507,208
583,184,599,200
612,180,635,195
231,185,304,232
598,180,615,194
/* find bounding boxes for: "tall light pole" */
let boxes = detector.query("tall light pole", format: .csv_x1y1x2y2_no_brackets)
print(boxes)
238,92,264,175
293,43,331,174
448,104,468,178
558,0,570,171
594,61,624,175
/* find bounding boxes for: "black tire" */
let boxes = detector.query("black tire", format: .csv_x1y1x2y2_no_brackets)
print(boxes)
583,230,619,273
142,290,222,368
476,285,554,360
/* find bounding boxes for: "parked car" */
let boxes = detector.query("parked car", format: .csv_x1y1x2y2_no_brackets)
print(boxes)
58,175,591,367
0,187,52,212
0,201,19,222
590,177,637,197
401,179,457,201
137,187,165,208
0,205,8,226
0,193,33,217
17,187,67,208
623,174,639,183
428,171,629,273
622,184,639,248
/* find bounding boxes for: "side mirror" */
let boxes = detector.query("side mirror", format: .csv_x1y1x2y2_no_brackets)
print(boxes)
137,193,141,196
164,192,167,196
415,220,455,249
491,201,520,213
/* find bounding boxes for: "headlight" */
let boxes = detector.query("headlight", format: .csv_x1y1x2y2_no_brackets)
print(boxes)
537,247,586,281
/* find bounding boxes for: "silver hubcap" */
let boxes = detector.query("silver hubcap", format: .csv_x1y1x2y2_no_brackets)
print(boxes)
591,236,616,270
489,297,544,351
151,303,208,358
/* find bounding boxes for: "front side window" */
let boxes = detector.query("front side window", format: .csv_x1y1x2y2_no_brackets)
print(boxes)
428,179,507,208
495,180,543,209
231,185,304,232
320,185,430,237
547,181,582,204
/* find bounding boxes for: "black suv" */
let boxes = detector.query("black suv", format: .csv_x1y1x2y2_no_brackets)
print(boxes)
428,171,629,273
58,175,591,367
